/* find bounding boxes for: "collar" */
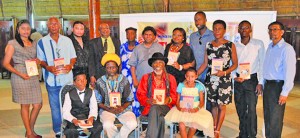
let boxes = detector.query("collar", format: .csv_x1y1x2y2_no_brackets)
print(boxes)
270,38,285,48
237,38,254,47
196,28,212,37
101,36,111,41
76,88,86,95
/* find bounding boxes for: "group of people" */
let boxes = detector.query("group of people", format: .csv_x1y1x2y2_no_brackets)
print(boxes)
2,10,296,138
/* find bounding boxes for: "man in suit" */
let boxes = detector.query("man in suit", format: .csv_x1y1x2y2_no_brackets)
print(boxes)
89,23,121,88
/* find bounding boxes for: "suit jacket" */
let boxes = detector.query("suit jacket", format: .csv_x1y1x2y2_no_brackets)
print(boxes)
88,36,120,79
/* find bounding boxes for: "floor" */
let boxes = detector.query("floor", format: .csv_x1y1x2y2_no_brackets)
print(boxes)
0,78,299,138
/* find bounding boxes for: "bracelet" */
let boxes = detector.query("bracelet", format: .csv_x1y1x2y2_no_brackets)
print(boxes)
179,65,183,71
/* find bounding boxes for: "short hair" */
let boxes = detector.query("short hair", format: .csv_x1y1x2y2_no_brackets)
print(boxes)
171,27,187,44
238,20,252,27
185,67,197,74
213,20,227,29
47,17,60,25
194,11,206,19
73,73,86,81
72,21,85,28
125,27,137,32
142,26,157,36
268,21,284,30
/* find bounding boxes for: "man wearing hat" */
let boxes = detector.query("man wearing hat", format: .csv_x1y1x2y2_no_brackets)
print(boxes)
137,52,177,138
62,72,102,138
95,53,137,138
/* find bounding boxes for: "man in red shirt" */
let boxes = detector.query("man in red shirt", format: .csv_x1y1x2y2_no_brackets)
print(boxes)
137,52,177,138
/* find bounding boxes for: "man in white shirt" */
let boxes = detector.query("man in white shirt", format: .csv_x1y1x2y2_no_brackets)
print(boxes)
233,20,265,138
62,73,102,138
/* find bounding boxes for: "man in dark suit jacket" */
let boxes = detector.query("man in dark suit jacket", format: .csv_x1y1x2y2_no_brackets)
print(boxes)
89,23,121,87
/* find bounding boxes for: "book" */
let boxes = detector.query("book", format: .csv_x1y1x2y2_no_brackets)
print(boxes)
180,96,195,109
167,52,180,65
78,120,93,129
211,58,223,74
109,92,121,107
54,58,65,75
239,63,251,79
180,87,199,109
153,89,165,105
25,59,39,76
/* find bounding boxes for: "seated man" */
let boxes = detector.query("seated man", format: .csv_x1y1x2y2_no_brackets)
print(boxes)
95,53,137,138
62,73,102,138
137,52,177,138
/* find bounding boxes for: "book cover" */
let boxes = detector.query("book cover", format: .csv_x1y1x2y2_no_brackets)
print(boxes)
109,92,121,107
180,96,195,109
54,58,65,75
181,87,199,109
153,89,165,105
25,59,39,76
78,120,93,129
239,63,251,79
211,58,223,74
167,52,180,65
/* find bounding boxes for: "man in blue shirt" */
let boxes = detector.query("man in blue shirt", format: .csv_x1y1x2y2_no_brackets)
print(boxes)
37,17,77,137
263,21,296,138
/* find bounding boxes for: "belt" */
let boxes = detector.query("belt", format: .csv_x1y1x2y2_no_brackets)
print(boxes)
265,80,284,83
236,73,257,78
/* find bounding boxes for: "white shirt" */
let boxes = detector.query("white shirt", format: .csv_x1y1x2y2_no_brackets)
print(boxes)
62,88,98,122
234,38,265,84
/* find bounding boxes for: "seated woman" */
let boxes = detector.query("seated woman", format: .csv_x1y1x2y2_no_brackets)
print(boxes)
95,53,137,138
165,67,214,138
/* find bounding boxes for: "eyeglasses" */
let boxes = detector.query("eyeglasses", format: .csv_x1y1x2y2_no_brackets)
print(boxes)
199,36,202,45
268,28,281,32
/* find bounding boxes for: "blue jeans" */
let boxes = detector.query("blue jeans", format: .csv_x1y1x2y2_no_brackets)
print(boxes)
46,85,62,133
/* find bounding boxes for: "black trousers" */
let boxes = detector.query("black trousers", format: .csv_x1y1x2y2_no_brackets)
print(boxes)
64,117,103,138
263,80,285,138
234,73,258,138
146,105,170,138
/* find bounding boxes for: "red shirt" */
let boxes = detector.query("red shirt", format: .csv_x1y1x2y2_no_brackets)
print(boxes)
137,72,177,116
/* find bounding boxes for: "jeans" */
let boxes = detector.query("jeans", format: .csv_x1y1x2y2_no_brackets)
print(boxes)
46,85,62,133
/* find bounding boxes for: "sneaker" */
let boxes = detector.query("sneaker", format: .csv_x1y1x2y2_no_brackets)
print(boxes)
140,128,147,138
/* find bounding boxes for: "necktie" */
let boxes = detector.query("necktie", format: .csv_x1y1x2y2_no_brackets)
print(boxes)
104,39,108,54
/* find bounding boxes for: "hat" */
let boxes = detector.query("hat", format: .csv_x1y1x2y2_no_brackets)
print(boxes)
148,52,168,67
125,27,137,32
101,53,121,66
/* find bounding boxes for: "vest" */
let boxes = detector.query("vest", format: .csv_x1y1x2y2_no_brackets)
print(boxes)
69,88,93,120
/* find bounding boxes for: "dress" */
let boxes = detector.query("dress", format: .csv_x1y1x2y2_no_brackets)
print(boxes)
205,41,233,105
164,82,214,137
9,39,42,104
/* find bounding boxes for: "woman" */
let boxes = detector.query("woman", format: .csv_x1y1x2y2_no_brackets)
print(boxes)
205,20,238,138
69,21,90,86
164,27,195,84
3,20,43,138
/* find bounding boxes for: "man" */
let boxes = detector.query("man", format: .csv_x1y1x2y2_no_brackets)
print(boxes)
263,21,296,138
62,73,102,138
233,20,265,138
120,27,140,116
137,52,177,138
89,23,121,87
128,26,164,88
37,17,77,137
95,53,137,138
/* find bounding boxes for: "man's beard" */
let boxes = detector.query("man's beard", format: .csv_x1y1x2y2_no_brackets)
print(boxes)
197,25,206,31
153,67,163,75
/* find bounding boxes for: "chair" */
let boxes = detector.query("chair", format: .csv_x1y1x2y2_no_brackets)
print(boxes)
171,80,208,138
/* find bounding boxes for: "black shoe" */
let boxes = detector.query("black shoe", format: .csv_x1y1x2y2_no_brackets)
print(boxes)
195,130,205,137
55,134,60,138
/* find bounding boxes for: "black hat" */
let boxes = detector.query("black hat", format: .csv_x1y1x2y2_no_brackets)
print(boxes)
148,52,168,67
125,27,137,32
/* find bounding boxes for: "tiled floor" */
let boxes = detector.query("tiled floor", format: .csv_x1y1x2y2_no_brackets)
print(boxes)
0,79,299,138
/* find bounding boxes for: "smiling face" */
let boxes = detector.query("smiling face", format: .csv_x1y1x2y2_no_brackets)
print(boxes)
99,23,110,38
152,60,165,75
268,24,284,42
18,23,31,39
105,61,118,77
194,13,206,30
73,23,85,37
213,23,226,39
73,74,87,91
185,70,197,84
238,22,252,38
172,30,184,45
126,29,137,42
143,30,156,44
47,17,61,35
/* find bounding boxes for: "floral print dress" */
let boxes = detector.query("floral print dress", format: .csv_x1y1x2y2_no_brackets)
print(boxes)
205,41,233,105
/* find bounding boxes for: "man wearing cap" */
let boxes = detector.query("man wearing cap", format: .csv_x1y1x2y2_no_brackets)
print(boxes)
62,73,102,138
137,52,177,138
89,23,121,88
120,27,140,116
95,53,137,138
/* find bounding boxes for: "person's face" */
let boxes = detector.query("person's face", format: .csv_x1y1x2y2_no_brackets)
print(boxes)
143,30,156,43
126,30,137,42
194,13,206,30
47,18,61,35
74,74,87,91
73,23,85,37
18,23,31,38
152,60,165,75
213,23,226,39
185,71,197,84
99,24,110,38
238,22,252,38
172,30,184,44
105,61,118,77
268,24,284,41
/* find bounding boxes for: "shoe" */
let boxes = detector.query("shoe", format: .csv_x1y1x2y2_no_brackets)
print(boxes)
195,130,205,137
55,132,61,138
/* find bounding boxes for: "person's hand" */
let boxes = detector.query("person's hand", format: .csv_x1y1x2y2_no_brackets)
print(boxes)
189,107,199,113
278,95,288,105
20,73,30,80
90,76,96,88
215,70,226,77
256,84,263,96
72,119,80,126
46,66,60,75
234,77,245,83
87,117,94,125
107,107,117,114
172,62,180,70
146,98,156,105
133,79,139,88
164,97,171,105
114,105,125,114
180,108,189,112
63,64,73,74
33,58,41,65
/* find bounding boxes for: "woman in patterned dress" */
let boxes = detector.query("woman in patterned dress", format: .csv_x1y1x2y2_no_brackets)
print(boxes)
205,20,238,138
2,20,43,138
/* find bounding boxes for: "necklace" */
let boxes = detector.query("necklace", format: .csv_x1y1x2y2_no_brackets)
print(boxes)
169,44,183,52
106,75,119,92
154,76,164,89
